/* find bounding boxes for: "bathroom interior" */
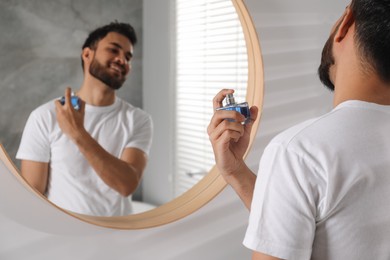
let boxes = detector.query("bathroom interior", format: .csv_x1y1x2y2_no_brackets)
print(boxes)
0,0,348,259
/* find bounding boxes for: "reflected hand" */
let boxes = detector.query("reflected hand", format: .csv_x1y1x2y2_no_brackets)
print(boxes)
207,89,258,179
55,87,86,141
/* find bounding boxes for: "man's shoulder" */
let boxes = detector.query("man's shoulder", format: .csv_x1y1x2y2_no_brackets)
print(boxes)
30,98,57,118
272,100,388,148
270,118,319,147
270,108,345,149
116,97,151,118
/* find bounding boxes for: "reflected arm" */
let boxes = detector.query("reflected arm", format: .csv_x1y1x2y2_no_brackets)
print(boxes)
55,89,147,197
72,131,147,197
20,160,49,195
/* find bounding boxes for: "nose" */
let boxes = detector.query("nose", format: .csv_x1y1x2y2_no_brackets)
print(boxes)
113,55,130,74
114,54,127,65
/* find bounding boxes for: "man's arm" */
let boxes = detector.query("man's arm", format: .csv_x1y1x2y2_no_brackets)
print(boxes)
253,252,283,260
71,131,147,197
55,88,147,197
207,89,258,209
20,160,49,195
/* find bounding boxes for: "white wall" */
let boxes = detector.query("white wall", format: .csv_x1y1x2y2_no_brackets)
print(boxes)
0,0,349,259
142,0,175,206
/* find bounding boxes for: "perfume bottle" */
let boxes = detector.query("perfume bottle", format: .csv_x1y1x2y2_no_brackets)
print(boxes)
216,93,251,124
59,92,81,111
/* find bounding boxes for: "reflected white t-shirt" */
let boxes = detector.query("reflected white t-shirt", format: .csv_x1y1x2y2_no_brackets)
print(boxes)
16,97,153,217
244,100,390,259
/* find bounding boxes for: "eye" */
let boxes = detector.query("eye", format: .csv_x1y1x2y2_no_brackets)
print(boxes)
108,47,119,54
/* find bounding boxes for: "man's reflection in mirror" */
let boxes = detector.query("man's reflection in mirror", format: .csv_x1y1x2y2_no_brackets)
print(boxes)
16,22,153,217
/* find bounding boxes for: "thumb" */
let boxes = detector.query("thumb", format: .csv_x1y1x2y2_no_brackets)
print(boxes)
244,106,259,135
79,98,86,114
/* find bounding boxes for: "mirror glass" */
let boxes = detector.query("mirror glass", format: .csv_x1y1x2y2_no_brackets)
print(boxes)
0,0,248,216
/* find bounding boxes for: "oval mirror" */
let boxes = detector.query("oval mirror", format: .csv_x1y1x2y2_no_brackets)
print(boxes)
0,0,263,229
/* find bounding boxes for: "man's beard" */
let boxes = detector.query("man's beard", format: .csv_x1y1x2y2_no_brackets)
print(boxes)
318,34,336,91
89,57,126,90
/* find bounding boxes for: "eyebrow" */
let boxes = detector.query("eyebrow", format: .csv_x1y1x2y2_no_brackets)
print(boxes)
109,42,133,58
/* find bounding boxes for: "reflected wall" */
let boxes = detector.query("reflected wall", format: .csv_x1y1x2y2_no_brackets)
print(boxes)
0,0,143,166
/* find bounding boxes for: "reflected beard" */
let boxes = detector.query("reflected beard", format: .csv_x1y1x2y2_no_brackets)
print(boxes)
318,35,335,92
89,58,126,90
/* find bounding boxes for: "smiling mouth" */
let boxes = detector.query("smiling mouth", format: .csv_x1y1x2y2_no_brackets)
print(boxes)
109,63,125,75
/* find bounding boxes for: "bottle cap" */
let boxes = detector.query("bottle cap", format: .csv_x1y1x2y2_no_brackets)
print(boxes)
226,93,236,105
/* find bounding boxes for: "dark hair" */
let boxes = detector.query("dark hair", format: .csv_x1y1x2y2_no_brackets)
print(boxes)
81,21,137,70
350,0,390,82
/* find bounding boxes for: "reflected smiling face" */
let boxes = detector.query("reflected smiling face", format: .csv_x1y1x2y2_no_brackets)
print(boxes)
89,32,133,90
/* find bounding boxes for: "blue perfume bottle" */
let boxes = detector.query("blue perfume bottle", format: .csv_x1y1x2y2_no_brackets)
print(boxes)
216,93,251,124
59,92,81,110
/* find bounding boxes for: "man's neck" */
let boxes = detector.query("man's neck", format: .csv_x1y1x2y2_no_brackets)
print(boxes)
333,67,390,107
77,76,116,107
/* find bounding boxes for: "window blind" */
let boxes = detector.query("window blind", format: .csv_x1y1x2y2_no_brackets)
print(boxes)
174,0,248,196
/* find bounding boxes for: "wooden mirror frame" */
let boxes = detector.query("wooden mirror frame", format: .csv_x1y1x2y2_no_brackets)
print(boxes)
0,0,263,230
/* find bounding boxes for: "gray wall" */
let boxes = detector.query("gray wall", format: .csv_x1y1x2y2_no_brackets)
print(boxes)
0,0,143,165
142,0,174,206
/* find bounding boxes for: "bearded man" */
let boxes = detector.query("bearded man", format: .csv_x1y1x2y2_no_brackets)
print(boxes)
17,22,153,217
208,0,390,259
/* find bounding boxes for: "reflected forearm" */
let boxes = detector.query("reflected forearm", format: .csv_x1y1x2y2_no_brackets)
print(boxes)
72,129,142,197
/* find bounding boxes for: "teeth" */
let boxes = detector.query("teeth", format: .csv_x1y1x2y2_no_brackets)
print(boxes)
110,64,123,73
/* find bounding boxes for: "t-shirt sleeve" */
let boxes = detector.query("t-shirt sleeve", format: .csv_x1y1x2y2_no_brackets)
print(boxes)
243,143,322,260
16,110,51,163
125,110,153,156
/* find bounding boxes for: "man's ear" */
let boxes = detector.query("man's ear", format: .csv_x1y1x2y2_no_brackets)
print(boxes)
81,47,93,64
334,6,355,43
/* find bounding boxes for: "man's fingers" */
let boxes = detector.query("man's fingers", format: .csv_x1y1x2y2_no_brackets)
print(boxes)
209,118,245,144
54,99,63,111
208,110,246,133
64,87,72,106
79,98,86,114
213,89,234,110
246,106,259,126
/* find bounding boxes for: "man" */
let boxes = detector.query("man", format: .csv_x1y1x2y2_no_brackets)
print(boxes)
208,1,390,259
16,22,153,217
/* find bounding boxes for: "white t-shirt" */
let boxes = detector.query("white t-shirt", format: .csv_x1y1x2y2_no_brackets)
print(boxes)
16,97,153,217
243,100,390,259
